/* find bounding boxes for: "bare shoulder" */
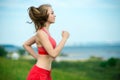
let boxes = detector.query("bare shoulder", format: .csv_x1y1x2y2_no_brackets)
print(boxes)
36,29,48,38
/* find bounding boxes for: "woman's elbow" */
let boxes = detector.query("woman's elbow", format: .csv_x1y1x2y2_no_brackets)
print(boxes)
49,52,59,58
23,43,28,49
50,55,57,58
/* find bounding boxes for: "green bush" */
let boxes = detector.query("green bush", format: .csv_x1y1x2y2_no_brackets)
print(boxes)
107,58,117,67
100,58,117,68
100,61,107,67
0,46,7,57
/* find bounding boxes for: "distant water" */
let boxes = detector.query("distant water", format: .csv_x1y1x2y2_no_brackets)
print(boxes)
56,46,120,61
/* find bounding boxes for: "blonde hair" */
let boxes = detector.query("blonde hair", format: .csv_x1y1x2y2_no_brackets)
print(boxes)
28,4,51,31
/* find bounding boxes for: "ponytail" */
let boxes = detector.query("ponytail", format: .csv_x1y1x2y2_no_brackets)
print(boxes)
28,4,51,31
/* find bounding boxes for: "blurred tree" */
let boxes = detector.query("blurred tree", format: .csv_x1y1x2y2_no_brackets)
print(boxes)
0,46,7,57
107,58,117,67
100,57,117,68
18,49,26,55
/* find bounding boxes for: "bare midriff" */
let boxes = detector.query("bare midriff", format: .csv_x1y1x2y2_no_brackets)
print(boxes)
35,54,54,70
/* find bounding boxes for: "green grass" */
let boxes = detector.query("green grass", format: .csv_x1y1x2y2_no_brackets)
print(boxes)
52,60,120,80
0,57,32,80
0,57,120,80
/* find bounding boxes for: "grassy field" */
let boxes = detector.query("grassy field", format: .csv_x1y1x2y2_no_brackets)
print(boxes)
0,57,120,80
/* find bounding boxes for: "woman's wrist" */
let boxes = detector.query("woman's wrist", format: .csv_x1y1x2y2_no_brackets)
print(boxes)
62,37,68,41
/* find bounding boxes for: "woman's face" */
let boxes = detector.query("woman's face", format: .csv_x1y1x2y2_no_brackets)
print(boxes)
47,7,56,23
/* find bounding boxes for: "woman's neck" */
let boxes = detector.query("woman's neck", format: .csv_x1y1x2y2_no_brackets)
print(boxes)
44,22,51,31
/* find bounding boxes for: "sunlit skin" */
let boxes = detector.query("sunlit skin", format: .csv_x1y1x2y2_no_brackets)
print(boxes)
23,7,69,70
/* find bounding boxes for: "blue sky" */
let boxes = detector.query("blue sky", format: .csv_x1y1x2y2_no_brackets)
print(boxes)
0,0,120,46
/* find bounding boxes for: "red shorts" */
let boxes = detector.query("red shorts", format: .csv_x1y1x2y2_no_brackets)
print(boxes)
27,65,52,80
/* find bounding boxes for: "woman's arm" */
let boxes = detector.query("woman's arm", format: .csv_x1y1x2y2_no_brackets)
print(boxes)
37,30,69,58
23,35,38,59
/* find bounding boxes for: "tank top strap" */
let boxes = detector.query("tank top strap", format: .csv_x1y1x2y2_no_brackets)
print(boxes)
41,28,50,36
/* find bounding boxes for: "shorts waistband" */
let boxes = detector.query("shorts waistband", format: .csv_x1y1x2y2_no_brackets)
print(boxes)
34,64,51,74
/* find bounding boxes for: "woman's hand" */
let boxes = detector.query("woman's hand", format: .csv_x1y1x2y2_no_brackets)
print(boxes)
62,31,70,39
23,35,38,59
